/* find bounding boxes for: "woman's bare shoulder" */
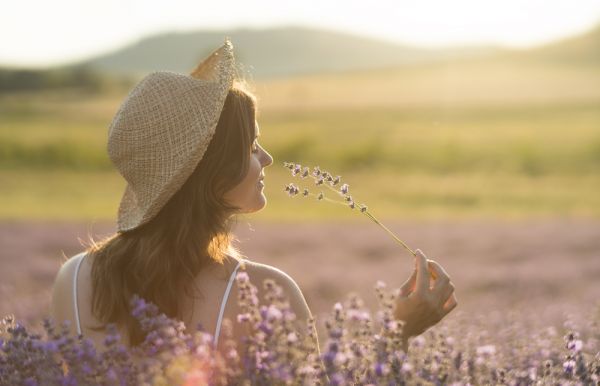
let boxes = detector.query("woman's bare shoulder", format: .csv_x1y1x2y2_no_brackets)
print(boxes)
240,258,288,279
53,251,87,287
50,251,87,324
239,259,299,290
238,259,313,320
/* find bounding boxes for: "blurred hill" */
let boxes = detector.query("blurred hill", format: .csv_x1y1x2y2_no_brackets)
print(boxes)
77,26,505,79
2,23,598,92
254,24,600,111
518,24,600,65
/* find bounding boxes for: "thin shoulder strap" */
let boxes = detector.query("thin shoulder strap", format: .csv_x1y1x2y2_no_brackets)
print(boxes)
213,259,242,347
72,253,86,336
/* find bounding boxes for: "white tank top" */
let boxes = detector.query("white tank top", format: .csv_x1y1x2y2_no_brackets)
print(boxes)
72,252,242,347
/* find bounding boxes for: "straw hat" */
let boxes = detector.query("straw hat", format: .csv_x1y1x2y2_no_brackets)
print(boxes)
107,39,235,232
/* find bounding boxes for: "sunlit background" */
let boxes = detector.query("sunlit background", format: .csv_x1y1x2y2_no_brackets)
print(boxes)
3,0,600,66
1,0,599,334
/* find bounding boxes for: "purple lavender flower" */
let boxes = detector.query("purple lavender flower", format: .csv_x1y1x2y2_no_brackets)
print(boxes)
1,273,598,385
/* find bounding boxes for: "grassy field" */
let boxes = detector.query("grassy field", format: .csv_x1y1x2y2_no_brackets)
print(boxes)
1,54,599,221
1,168,598,221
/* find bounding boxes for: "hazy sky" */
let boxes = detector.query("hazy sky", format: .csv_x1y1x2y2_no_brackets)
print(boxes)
2,0,600,67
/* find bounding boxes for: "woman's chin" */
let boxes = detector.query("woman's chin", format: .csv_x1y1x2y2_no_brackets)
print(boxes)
237,196,267,215
253,196,267,212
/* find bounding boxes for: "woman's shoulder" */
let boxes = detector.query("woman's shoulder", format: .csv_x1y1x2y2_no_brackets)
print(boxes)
50,251,88,329
236,258,312,320
53,251,88,288
237,258,297,289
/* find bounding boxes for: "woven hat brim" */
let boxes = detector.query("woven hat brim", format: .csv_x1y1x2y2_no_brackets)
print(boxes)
115,98,223,232
113,40,235,232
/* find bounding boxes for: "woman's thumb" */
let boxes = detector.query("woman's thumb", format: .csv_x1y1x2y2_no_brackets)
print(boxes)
414,249,426,267
414,249,429,292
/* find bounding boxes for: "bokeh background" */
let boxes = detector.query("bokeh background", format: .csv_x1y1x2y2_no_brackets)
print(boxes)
1,0,599,338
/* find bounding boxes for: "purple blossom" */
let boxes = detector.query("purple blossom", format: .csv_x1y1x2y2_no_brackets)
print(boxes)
1,276,598,385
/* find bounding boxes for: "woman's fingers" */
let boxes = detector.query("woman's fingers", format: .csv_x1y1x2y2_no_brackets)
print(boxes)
414,249,430,295
420,258,456,318
439,281,455,305
428,260,453,305
408,251,456,314
429,260,450,289
399,269,417,297
442,293,458,316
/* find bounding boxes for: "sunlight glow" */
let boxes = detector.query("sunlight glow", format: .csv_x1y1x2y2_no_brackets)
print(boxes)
1,0,599,67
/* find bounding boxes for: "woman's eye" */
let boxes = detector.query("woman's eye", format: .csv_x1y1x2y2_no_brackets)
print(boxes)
252,142,259,153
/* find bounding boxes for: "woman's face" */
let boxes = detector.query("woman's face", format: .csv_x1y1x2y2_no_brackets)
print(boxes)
223,121,273,213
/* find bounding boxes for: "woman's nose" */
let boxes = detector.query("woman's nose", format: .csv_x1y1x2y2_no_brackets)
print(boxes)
261,148,273,167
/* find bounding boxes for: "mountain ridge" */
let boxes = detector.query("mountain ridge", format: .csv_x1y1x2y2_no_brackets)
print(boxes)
4,24,598,80
77,26,507,79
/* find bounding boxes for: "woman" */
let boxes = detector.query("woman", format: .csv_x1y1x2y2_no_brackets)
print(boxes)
50,40,456,357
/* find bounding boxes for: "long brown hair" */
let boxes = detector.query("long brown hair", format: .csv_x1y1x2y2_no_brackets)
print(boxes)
86,84,257,346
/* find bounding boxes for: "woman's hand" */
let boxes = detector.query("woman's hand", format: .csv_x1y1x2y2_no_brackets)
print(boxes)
393,249,457,339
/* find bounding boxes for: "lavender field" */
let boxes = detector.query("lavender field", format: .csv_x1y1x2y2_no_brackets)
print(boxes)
2,218,598,331
2,219,599,383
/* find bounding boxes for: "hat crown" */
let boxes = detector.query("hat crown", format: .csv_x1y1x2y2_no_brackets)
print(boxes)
107,40,235,232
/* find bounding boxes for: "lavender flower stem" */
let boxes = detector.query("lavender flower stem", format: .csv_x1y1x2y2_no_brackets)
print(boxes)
296,166,417,255
360,210,415,256
318,181,417,256
312,176,414,255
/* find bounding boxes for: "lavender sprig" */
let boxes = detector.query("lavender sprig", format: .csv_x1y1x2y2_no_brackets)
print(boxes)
284,162,416,257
